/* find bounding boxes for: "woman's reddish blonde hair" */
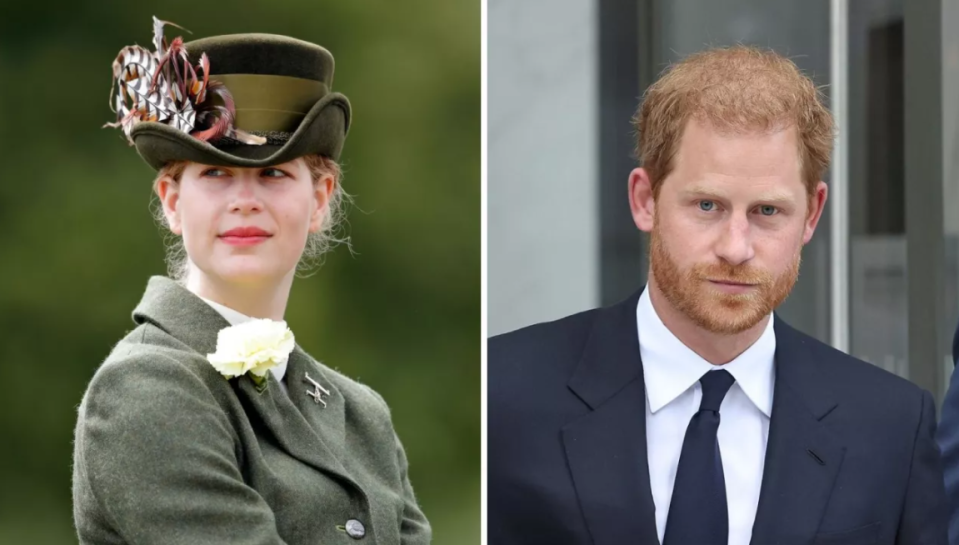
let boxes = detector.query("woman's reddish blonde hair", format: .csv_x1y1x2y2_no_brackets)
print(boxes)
635,45,835,198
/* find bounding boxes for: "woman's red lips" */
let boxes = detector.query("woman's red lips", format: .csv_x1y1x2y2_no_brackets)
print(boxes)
219,227,271,246
220,227,271,237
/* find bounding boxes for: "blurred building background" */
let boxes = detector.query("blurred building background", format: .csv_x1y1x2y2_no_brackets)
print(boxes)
490,0,959,406
0,1,479,543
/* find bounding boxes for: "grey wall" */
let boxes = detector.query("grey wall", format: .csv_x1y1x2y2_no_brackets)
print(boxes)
488,0,599,336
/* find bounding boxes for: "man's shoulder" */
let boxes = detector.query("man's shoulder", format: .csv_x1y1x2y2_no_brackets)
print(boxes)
777,319,927,405
487,305,618,436
489,306,604,367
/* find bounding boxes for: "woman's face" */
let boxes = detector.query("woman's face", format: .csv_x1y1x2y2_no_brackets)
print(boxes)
157,158,333,286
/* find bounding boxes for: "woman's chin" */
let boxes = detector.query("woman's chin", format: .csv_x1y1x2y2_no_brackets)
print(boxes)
211,263,291,285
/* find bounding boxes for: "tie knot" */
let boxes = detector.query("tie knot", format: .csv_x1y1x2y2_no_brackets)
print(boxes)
698,369,735,412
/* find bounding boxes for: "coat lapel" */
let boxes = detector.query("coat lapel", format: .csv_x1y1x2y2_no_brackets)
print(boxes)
562,290,660,545
132,276,356,485
234,358,353,481
284,347,348,459
750,318,845,544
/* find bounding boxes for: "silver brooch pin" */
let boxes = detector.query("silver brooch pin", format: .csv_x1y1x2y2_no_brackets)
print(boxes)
304,372,331,408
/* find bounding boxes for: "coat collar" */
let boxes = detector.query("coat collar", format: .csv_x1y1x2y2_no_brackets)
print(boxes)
132,276,230,357
566,290,645,410
563,289,658,545
749,318,844,544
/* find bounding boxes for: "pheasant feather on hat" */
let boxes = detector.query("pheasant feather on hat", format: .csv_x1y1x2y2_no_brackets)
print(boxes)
105,16,266,146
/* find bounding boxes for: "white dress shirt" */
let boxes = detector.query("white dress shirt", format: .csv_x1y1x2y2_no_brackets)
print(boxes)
199,296,289,391
637,288,775,545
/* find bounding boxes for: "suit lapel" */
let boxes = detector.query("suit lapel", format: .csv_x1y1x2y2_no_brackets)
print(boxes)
563,290,660,545
750,318,845,544
133,276,356,485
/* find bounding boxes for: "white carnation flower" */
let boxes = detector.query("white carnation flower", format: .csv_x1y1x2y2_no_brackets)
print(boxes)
206,319,295,379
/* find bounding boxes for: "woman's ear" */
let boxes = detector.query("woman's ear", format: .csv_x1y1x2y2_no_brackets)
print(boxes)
156,176,183,235
309,173,336,233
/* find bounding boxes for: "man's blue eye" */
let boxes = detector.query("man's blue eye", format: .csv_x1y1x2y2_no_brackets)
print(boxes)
263,169,285,178
699,200,715,211
760,205,777,216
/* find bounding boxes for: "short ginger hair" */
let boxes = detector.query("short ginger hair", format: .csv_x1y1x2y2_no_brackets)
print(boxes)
635,45,835,198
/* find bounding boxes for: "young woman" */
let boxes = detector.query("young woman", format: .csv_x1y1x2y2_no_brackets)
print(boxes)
72,21,431,545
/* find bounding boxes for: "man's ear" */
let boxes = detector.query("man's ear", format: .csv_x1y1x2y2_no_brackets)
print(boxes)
629,167,656,233
803,181,828,244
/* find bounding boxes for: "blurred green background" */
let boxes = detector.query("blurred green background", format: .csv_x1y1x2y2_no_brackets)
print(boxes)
0,1,479,543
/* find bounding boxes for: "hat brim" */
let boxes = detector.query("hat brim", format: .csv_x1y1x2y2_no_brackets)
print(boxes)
130,92,351,171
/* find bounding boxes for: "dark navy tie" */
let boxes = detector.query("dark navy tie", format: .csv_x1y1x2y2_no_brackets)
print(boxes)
662,369,736,545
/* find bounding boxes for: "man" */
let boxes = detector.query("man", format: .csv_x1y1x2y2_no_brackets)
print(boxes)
935,327,959,541
488,46,946,545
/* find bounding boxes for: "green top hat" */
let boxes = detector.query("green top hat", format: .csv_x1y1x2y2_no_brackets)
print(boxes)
106,18,351,171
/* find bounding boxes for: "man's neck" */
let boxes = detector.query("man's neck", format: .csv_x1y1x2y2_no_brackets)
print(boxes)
185,265,293,321
646,277,769,365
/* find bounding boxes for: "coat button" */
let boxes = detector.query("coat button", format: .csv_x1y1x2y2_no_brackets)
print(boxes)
345,519,366,539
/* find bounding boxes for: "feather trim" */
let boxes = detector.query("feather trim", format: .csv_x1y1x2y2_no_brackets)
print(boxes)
105,16,265,147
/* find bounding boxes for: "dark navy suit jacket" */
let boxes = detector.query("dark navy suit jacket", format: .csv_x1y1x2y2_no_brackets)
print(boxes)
489,291,947,545
934,325,959,542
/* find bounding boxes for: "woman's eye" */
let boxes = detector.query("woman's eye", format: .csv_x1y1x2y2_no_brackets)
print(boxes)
202,168,228,177
759,205,778,216
262,168,286,178
698,200,715,212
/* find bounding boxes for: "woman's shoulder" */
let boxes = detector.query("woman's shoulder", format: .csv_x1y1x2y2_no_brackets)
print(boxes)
305,355,393,417
82,322,233,415
75,323,243,476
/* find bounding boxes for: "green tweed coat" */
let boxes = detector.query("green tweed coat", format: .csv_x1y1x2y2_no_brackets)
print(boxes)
72,276,432,544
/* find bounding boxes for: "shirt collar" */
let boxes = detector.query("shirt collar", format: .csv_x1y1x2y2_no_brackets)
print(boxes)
637,287,775,416
198,296,289,383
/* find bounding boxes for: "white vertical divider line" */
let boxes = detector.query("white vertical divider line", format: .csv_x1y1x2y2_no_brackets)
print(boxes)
830,0,850,353
480,0,488,542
